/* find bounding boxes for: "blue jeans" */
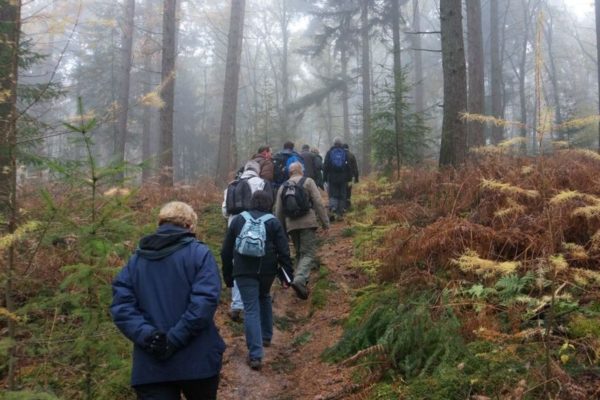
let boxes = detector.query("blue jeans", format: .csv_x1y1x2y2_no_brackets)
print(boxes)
235,275,275,360
230,280,243,311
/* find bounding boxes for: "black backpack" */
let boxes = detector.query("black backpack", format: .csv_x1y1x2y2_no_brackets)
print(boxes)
225,178,253,215
281,177,311,218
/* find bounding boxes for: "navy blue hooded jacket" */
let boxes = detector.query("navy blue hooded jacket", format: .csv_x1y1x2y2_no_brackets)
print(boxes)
111,224,225,386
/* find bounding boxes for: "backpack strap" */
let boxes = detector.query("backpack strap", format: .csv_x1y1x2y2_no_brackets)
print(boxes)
257,213,275,223
240,211,252,221
298,176,307,187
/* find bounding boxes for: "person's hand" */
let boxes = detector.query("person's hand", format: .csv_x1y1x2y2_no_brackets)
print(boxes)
145,331,176,361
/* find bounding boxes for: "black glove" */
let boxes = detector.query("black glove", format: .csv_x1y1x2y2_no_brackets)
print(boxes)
145,331,176,361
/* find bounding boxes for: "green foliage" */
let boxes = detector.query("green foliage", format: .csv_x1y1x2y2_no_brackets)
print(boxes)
3,391,60,400
11,101,138,399
370,72,430,173
324,286,464,379
495,272,534,303
310,267,331,312
568,315,600,338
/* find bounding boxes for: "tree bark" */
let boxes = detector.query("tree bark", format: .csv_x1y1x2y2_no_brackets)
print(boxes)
490,0,504,144
466,0,485,148
341,45,351,145
0,0,20,390
361,0,372,174
517,0,531,151
544,12,563,140
596,0,600,151
159,0,177,186
439,0,467,166
391,0,403,173
115,0,135,181
215,0,246,185
412,0,424,115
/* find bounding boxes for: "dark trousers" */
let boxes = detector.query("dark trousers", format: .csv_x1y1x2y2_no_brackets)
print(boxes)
134,375,219,400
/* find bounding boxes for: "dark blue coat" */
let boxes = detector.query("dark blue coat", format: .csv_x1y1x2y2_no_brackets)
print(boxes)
111,224,225,386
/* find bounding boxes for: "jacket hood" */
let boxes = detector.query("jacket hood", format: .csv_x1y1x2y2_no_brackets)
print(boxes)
240,169,259,179
136,224,196,260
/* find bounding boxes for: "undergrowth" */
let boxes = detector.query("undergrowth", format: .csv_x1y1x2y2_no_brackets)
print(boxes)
331,150,600,398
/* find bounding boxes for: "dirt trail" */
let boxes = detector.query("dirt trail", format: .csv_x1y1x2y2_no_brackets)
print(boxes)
216,220,365,400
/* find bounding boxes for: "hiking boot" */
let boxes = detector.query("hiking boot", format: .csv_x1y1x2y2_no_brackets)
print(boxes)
248,358,262,370
228,309,243,322
291,281,309,300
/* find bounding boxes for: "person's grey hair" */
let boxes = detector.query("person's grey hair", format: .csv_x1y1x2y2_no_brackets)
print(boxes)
158,201,197,230
244,160,261,174
288,161,304,176
333,136,343,145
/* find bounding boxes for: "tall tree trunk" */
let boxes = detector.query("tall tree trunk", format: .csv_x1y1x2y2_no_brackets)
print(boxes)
518,0,531,151
341,45,351,145
490,0,504,144
141,47,153,183
280,0,290,137
466,0,485,148
439,0,467,166
216,0,246,185
115,0,135,181
412,0,424,115
391,0,403,173
597,0,600,151
0,0,21,390
361,0,372,174
544,12,563,140
159,0,177,186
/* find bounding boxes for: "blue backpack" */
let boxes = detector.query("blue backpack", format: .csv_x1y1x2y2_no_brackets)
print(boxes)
330,147,347,171
273,152,305,185
234,212,274,257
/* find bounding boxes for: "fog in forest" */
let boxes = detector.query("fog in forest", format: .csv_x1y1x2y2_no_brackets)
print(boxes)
12,0,600,184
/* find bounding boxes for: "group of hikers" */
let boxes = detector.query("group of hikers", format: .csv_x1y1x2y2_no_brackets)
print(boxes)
110,137,359,399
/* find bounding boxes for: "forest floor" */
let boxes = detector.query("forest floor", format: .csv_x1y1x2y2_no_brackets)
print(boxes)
215,218,369,400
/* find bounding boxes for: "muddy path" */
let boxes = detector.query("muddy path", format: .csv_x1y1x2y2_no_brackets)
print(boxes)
216,220,367,400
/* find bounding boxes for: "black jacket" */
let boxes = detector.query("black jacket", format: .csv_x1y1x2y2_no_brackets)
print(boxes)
323,145,350,184
220,210,293,287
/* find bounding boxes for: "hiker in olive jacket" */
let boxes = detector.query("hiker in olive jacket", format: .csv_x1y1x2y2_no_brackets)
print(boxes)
275,162,329,299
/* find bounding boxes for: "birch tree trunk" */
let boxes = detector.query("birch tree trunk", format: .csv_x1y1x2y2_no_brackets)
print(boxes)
216,0,246,184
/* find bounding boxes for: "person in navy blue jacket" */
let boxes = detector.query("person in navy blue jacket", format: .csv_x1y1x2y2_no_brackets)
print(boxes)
221,190,293,371
111,201,225,399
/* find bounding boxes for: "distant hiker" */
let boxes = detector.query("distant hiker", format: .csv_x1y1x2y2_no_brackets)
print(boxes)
111,201,224,399
323,137,351,219
272,141,305,189
222,160,273,322
300,144,318,181
343,143,359,209
251,145,274,182
221,190,294,371
275,161,329,300
311,147,325,190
